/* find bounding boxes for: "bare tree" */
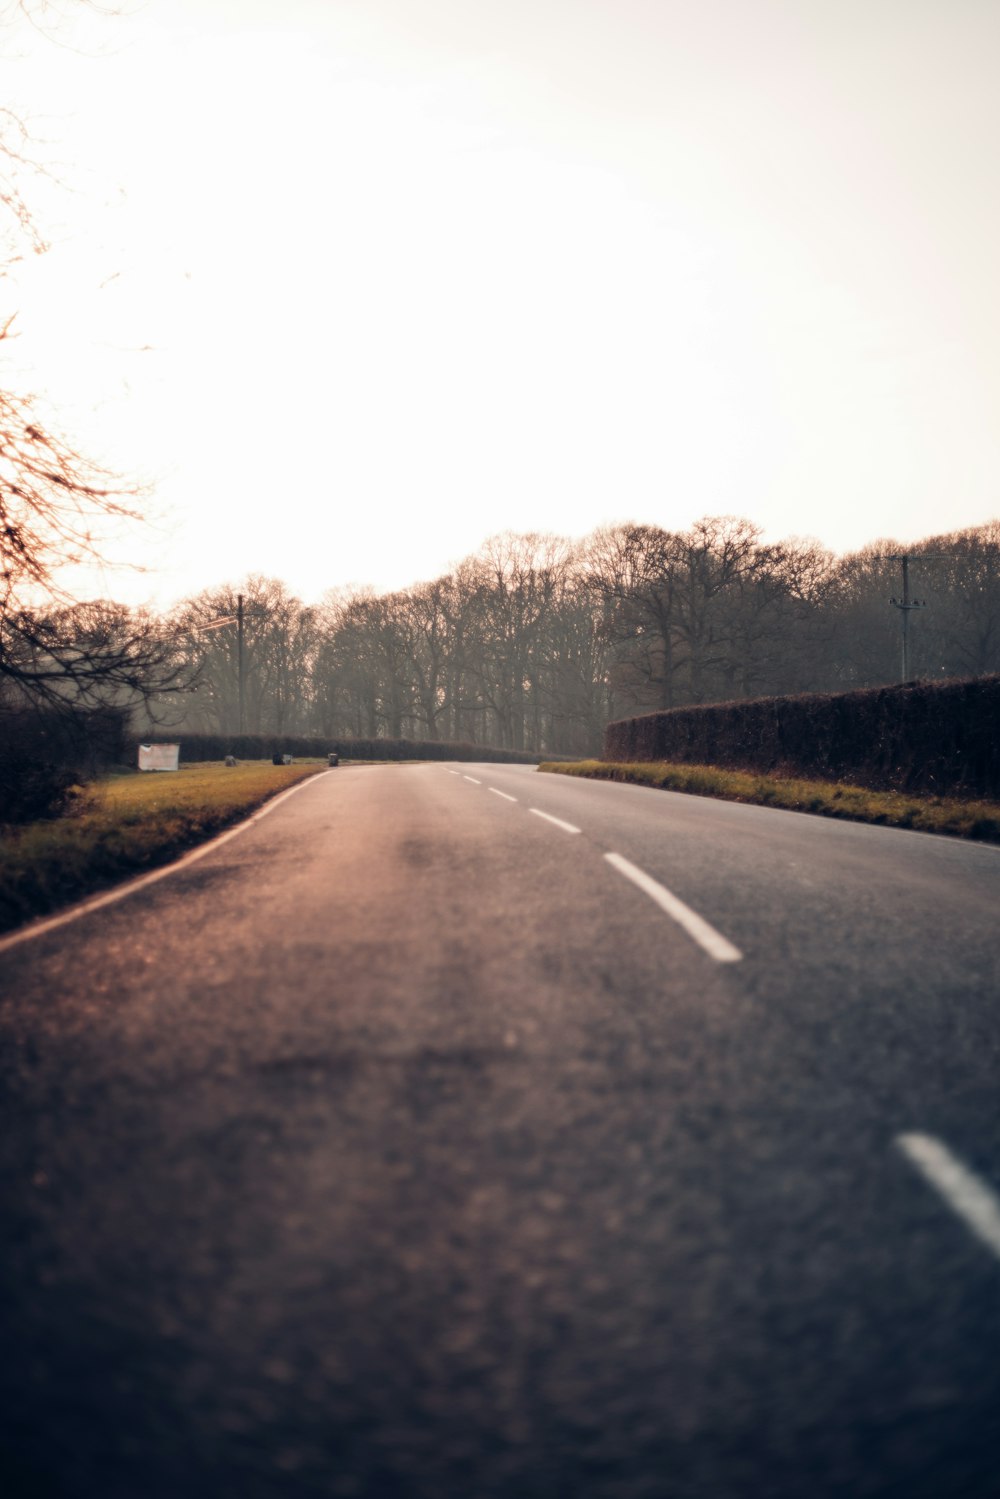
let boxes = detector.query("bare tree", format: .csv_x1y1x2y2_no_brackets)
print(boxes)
456,534,570,750
0,335,185,712
912,524,1000,679
397,579,458,739
163,578,318,737
0,2,184,717
585,523,684,712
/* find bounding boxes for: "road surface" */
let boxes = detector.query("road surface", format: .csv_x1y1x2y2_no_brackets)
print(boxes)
1,762,999,1498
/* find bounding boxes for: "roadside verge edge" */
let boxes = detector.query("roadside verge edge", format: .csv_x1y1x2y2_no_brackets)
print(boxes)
538,760,1000,844
0,770,330,955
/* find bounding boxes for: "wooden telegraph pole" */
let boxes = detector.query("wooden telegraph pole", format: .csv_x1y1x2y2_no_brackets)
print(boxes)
887,553,957,684
237,593,245,736
887,555,925,683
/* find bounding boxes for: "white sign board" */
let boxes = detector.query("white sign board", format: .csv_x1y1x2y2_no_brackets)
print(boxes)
138,743,180,772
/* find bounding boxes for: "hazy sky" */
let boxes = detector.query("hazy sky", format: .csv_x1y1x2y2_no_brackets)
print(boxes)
3,0,998,607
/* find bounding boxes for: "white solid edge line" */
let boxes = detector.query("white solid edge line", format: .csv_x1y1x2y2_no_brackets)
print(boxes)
604,851,743,963
0,770,330,957
897,1132,1000,1263
463,775,482,784
529,807,581,835
489,788,518,802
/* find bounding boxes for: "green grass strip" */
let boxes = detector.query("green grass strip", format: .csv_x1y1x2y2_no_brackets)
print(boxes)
0,762,326,936
538,760,1000,844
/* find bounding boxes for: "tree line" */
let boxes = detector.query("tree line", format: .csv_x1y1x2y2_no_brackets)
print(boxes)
133,516,999,757
2,8,997,763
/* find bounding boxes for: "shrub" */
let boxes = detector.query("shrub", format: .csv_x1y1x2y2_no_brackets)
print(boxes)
0,704,127,825
604,676,1000,798
0,756,79,825
125,731,547,765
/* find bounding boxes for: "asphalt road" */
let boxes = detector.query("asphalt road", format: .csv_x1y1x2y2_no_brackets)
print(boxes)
1,762,999,1498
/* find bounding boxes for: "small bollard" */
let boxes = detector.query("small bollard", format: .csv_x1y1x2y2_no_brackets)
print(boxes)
328,752,339,767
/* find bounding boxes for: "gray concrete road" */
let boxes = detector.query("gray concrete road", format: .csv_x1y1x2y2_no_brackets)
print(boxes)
1,762,999,1498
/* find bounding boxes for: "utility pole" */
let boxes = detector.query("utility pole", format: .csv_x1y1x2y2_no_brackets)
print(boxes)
887,553,959,684
182,593,262,736
186,607,241,731
237,592,245,736
888,555,926,683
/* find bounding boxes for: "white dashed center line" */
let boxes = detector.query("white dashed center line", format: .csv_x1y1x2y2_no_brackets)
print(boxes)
529,808,581,835
604,852,743,964
449,781,743,967
897,1133,1000,1263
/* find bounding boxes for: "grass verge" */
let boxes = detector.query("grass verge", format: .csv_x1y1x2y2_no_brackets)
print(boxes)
0,762,326,936
538,760,1000,844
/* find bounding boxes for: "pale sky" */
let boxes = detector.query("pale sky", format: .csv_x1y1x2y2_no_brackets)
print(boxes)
2,0,999,607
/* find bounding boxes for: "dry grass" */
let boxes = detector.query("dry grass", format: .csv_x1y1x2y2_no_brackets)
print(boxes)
0,762,326,935
539,760,1000,843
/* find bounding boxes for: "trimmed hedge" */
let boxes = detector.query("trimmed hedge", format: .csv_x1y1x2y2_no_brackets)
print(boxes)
125,732,546,766
604,677,1000,799
1,706,129,825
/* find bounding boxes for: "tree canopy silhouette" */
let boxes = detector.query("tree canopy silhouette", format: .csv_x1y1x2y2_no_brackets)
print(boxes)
0,0,179,713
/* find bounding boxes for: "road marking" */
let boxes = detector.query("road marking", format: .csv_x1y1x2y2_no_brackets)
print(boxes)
603,852,743,963
897,1133,1000,1263
489,788,518,802
445,769,461,776
529,808,581,835
463,775,482,785
0,771,330,957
